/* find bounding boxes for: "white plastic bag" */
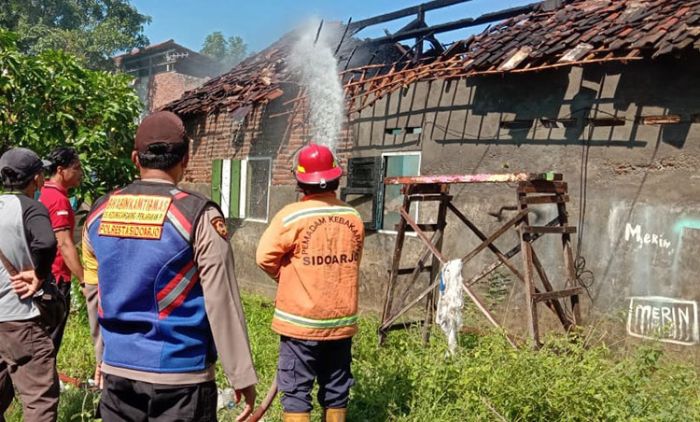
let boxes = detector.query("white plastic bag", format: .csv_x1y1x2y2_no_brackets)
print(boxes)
435,259,465,355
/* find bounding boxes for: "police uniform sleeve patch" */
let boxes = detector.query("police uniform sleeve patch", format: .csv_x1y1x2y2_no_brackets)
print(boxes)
211,216,228,239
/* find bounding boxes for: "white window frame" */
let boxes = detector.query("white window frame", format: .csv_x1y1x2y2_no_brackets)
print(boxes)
378,151,422,235
221,159,232,218
240,157,272,223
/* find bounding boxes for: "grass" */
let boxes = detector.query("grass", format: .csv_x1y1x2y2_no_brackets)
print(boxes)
5,290,700,421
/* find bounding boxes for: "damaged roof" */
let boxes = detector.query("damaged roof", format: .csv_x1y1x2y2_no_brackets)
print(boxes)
165,0,700,117
164,39,289,116
345,0,700,113
448,0,700,72
165,23,400,116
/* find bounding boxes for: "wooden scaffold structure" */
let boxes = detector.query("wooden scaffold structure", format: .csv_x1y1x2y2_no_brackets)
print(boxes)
378,172,585,347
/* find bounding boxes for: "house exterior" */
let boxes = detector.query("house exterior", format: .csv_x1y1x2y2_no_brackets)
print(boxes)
166,0,700,361
114,39,218,113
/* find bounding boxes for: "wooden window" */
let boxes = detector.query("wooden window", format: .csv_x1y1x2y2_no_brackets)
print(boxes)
211,159,242,219
210,157,271,222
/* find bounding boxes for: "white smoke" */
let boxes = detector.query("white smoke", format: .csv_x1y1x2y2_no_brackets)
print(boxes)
289,19,345,151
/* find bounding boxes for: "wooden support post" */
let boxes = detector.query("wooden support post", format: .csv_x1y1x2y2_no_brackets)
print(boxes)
447,202,525,280
379,277,440,332
530,249,573,329
557,192,581,325
422,189,449,344
395,231,443,312
448,204,571,327
518,191,540,347
380,188,412,345
460,209,528,265
399,208,447,263
462,216,559,288
379,174,582,348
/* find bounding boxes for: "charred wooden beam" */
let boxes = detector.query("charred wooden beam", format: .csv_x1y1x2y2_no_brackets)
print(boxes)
349,0,474,32
366,3,541,45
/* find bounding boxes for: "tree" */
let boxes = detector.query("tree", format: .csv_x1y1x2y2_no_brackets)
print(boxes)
201,31,248,71
0,0,150,69
0,30,142,203
226,36,248,67
201,31,228,61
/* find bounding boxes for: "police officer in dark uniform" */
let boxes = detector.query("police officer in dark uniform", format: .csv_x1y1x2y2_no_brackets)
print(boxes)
83,111,257,421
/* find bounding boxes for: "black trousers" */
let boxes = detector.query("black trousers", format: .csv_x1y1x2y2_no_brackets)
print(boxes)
277,336,354,413
100,374,217,422
48,280,71,353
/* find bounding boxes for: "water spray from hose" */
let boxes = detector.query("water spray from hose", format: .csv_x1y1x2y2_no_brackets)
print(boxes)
289,18,345,152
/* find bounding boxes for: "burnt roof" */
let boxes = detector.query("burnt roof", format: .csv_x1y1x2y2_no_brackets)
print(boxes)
166,0,700,117
344,0,700,114
163,37,290,116
449,0,700,72
164,23,400,116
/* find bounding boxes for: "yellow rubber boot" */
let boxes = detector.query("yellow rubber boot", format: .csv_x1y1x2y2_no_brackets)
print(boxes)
283,412,311,422
322,408,347,422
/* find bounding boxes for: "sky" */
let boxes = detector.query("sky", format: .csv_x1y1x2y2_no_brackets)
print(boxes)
129,0,536,54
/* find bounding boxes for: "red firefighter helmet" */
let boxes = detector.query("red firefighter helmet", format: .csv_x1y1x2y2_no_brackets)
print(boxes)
294,143,343,185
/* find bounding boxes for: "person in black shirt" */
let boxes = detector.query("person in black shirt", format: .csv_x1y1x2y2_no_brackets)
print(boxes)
0,147,59,422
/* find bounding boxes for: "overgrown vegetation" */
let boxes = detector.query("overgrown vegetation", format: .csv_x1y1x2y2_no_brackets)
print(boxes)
0,30,142,202
7,293,699,421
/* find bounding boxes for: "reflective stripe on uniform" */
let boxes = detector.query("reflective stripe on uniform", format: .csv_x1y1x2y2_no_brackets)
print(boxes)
157,262,200,318
282,206,361,227
166,209,190,242
273,308,357,329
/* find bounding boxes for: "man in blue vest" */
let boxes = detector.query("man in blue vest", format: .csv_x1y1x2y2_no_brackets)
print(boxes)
83,111,257,421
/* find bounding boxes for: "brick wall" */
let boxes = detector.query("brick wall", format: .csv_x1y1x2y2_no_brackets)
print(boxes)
150,72,208,112
183,105,263,183
183,98,354,187
270,100,307,186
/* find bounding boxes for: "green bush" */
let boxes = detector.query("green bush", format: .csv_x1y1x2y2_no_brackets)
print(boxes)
6,293,698,421
0,29,142,203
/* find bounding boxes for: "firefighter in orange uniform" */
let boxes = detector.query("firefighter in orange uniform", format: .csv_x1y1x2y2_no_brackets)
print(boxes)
256,143,365,422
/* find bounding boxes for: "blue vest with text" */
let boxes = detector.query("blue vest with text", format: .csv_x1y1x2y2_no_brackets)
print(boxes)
86,181,217,373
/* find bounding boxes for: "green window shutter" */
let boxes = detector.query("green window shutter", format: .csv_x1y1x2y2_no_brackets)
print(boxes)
229,160,242,219
211,159,223,205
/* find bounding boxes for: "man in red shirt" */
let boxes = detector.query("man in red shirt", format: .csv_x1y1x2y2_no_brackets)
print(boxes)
39,147,84,351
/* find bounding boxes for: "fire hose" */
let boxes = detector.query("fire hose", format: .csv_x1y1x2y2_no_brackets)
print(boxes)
59,372,98,391
247,379,278,421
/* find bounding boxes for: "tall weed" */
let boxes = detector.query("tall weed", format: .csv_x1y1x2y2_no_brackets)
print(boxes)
6,293,698,421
